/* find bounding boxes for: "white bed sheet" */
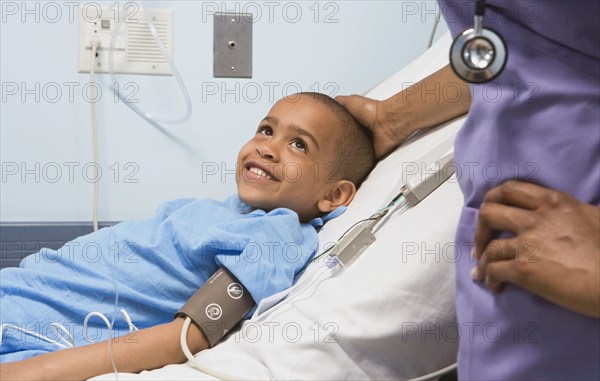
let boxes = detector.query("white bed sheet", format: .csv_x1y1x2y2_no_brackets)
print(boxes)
92,32,466,381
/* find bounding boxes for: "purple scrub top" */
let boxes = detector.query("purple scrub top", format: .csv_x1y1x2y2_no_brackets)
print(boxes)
438,0,600,379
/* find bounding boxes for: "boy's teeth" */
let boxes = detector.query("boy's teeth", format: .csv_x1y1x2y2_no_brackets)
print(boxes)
250,166,272,179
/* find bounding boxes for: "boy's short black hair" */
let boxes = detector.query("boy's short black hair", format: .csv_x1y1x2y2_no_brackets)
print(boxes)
298,92,375,187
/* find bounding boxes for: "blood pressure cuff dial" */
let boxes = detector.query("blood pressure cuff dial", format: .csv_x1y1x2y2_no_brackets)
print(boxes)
175,267,256,348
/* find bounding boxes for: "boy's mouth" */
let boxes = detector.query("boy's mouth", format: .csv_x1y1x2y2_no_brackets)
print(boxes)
244,161,279,182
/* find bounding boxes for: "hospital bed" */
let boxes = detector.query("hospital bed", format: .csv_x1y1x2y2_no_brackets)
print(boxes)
92,32,466,381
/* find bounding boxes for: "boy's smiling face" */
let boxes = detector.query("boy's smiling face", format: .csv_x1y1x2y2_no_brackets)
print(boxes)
236,95,355,222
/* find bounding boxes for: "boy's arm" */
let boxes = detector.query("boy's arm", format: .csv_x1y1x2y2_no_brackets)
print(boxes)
0,317,208,381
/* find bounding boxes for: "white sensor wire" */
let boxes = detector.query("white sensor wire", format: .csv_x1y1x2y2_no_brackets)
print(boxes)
105,226,125,380
109,1,192,125
83,309,138,344
372,196,410,235
0,311,137,351
427,7,442,49
407,362,457,381
0,323,75,350
180,317,248,381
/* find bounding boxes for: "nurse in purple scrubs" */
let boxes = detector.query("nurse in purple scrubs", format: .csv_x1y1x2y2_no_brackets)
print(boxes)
338,0,600,379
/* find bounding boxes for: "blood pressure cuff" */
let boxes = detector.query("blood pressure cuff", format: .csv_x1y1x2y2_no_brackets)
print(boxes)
175,267,255,348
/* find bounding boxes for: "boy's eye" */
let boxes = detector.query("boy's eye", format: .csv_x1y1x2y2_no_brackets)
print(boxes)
258,126,273,136
291,140,307,152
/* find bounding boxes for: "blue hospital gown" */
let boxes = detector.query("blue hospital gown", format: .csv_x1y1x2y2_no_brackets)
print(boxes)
0,195,339,362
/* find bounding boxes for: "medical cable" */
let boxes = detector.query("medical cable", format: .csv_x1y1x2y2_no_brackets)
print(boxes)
407,362,458,381
105,227,121,380
109,1,192,126
90,36,101,232
298,244,334,271
426,7,442,49
84,310,139,344
297,215,381,273
297,201,398,273
276,198,408,308
372,195,410,235
401,151,455,207
0,310,137,355
257,263,334,324
0,323,75,350
103,226,139,380
180,317,248,381
267,253,349,321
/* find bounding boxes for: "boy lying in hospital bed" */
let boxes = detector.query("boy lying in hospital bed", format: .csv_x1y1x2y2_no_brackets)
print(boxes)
81,35,463,381
0,92,375,380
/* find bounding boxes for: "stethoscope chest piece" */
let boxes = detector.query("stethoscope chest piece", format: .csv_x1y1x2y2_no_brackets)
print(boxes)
449,0,507,84
450,26,507,83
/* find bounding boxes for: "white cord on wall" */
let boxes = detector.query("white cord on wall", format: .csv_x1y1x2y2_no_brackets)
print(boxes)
108,2,192,126
90,36,101,232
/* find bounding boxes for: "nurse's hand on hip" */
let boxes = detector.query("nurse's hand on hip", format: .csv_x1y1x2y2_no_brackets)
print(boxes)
472,180,600,319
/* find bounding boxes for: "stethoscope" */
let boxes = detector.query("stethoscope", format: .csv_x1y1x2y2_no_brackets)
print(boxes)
449,0,507,83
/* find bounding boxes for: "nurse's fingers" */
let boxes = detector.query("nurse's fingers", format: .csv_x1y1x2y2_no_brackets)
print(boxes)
483,244,544,293
484,180,555,211
336,94,400,159
335,95,377,130
472,237,538,283
473,202,537,260
483,260,518,293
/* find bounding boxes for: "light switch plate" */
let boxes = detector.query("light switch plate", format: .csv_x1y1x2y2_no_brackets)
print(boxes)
213,13,252,78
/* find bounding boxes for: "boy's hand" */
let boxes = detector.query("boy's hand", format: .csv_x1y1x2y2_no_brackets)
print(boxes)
336,95,413,159
471,180,600,318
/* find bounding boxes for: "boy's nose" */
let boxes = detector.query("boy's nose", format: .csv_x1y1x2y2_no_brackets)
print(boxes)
256,141,279,161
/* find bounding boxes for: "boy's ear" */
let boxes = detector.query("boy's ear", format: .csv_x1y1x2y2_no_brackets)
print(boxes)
317,180,357,213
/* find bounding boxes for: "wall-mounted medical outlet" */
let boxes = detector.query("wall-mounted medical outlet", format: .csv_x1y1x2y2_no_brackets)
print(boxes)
77,7,174,75
214,12,252,78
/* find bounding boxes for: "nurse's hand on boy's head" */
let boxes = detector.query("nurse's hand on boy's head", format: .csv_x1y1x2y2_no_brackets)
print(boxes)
471,180,600,318
336,95,409,160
